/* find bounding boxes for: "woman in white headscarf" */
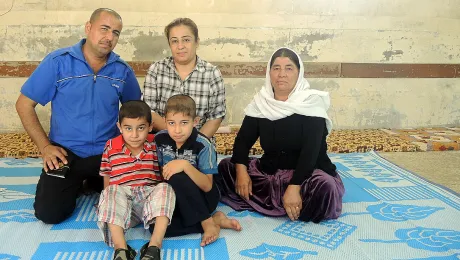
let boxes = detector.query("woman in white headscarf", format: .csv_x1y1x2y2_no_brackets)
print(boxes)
216,47,344,223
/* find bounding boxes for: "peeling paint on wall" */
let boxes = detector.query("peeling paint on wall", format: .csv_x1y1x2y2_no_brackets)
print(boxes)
382,50,404,61
200,37,278,60
381,40,404,61
27,26,83,59
224,78,263,124
2,25,459,63
3,25,85,60
290,32,334,61
57,35,81,50
310,79,341,91
0,79,50,132
120,30,170,61
354,108,408,128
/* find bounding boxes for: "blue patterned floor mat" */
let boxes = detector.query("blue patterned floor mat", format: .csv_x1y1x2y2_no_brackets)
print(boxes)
0,152,459,260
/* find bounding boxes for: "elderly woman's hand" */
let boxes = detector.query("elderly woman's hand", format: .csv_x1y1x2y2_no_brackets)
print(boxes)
235,164,252,200
283,185,302,221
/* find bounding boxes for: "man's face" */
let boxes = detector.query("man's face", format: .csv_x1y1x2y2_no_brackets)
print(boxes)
84,11,122,57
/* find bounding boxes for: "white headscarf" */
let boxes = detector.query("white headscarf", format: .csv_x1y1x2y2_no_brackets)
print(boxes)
244,47,333,133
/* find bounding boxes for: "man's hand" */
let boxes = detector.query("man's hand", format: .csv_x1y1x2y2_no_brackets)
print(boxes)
16,94,64,173
235,168,252,200
42,144,68,172
283,185,302,221
162,159,190,180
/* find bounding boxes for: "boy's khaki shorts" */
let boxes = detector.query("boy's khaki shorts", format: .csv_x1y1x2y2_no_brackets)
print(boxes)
97,183,175,247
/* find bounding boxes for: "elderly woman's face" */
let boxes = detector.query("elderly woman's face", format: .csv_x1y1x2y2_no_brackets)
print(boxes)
269,57,299,96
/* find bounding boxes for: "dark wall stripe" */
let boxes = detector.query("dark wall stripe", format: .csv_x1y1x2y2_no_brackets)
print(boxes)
215,62,341,78
1,61,459,78
0,62,39,78
341,63,460,78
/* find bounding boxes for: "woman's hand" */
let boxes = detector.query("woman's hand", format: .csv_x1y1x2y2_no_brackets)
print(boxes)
235,164,252,200
283,185,302,221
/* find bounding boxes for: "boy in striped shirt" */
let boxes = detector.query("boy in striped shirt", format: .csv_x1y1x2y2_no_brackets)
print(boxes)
97,100,175,260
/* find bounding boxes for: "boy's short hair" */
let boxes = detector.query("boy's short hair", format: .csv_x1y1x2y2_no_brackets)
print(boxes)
119,100,152,124
165,94,197,118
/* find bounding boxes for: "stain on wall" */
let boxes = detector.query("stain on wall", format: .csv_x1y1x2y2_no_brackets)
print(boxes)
200,36,287,60
0,79,50,132
223,78,263,124
2,25,84,60
290,32,335,61
57,35,81,50
120,30,170,61
382,50,404,61
354,108,408,129
310,80,341,91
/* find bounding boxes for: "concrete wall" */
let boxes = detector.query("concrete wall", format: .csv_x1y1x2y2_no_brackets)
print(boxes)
1,0,460,133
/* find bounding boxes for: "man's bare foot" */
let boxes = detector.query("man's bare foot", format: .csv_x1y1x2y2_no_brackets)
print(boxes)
212,211,242,231
201,217,220,247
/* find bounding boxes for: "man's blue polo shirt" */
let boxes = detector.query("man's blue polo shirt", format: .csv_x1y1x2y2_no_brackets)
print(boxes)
21,39,141,158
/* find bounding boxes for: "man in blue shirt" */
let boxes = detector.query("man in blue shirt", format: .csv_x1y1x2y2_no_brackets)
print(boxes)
15,8,141,224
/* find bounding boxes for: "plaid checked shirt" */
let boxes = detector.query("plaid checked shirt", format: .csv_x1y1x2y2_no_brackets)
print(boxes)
143,56,226,130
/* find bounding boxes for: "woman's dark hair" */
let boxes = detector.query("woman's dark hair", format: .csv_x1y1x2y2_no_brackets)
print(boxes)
164,18,199,42
119,100,152,124
269,48,301,70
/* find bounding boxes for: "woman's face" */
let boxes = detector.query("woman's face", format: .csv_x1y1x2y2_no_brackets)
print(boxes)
269,57,299,97
168,25,198,65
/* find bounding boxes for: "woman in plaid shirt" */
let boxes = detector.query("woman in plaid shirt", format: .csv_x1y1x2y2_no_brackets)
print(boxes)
143,18,226,139
143,17,231,246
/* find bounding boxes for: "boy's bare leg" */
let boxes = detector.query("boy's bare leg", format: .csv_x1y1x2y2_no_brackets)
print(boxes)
149,216,168,248
108,223,127,249
201,217,220,247
212,211,242,231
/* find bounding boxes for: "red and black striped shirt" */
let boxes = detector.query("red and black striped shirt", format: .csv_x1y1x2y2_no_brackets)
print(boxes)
100,134,162,186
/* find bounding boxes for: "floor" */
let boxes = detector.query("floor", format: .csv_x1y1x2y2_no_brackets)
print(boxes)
2,152,459,260
379,151,460,193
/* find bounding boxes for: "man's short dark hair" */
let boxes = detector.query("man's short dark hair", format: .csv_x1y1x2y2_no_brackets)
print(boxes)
119,100,152,124
90,8,122,24
165,94,197,118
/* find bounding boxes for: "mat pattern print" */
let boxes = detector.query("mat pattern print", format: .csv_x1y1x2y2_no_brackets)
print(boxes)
5,127,460,158
1,152,459,259
382,127,460,151
215,129,418,155
0,133,41,158
326,129,417,153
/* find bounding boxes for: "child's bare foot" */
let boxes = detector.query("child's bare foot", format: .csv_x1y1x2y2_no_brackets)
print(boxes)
200,217,220,247
212,211,242,231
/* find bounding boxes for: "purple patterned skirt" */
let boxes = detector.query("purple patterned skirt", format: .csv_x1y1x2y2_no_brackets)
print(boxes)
216,158,345,223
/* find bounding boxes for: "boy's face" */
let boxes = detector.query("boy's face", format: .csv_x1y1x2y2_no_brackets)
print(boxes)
165,112,198,147
117,117,153,152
